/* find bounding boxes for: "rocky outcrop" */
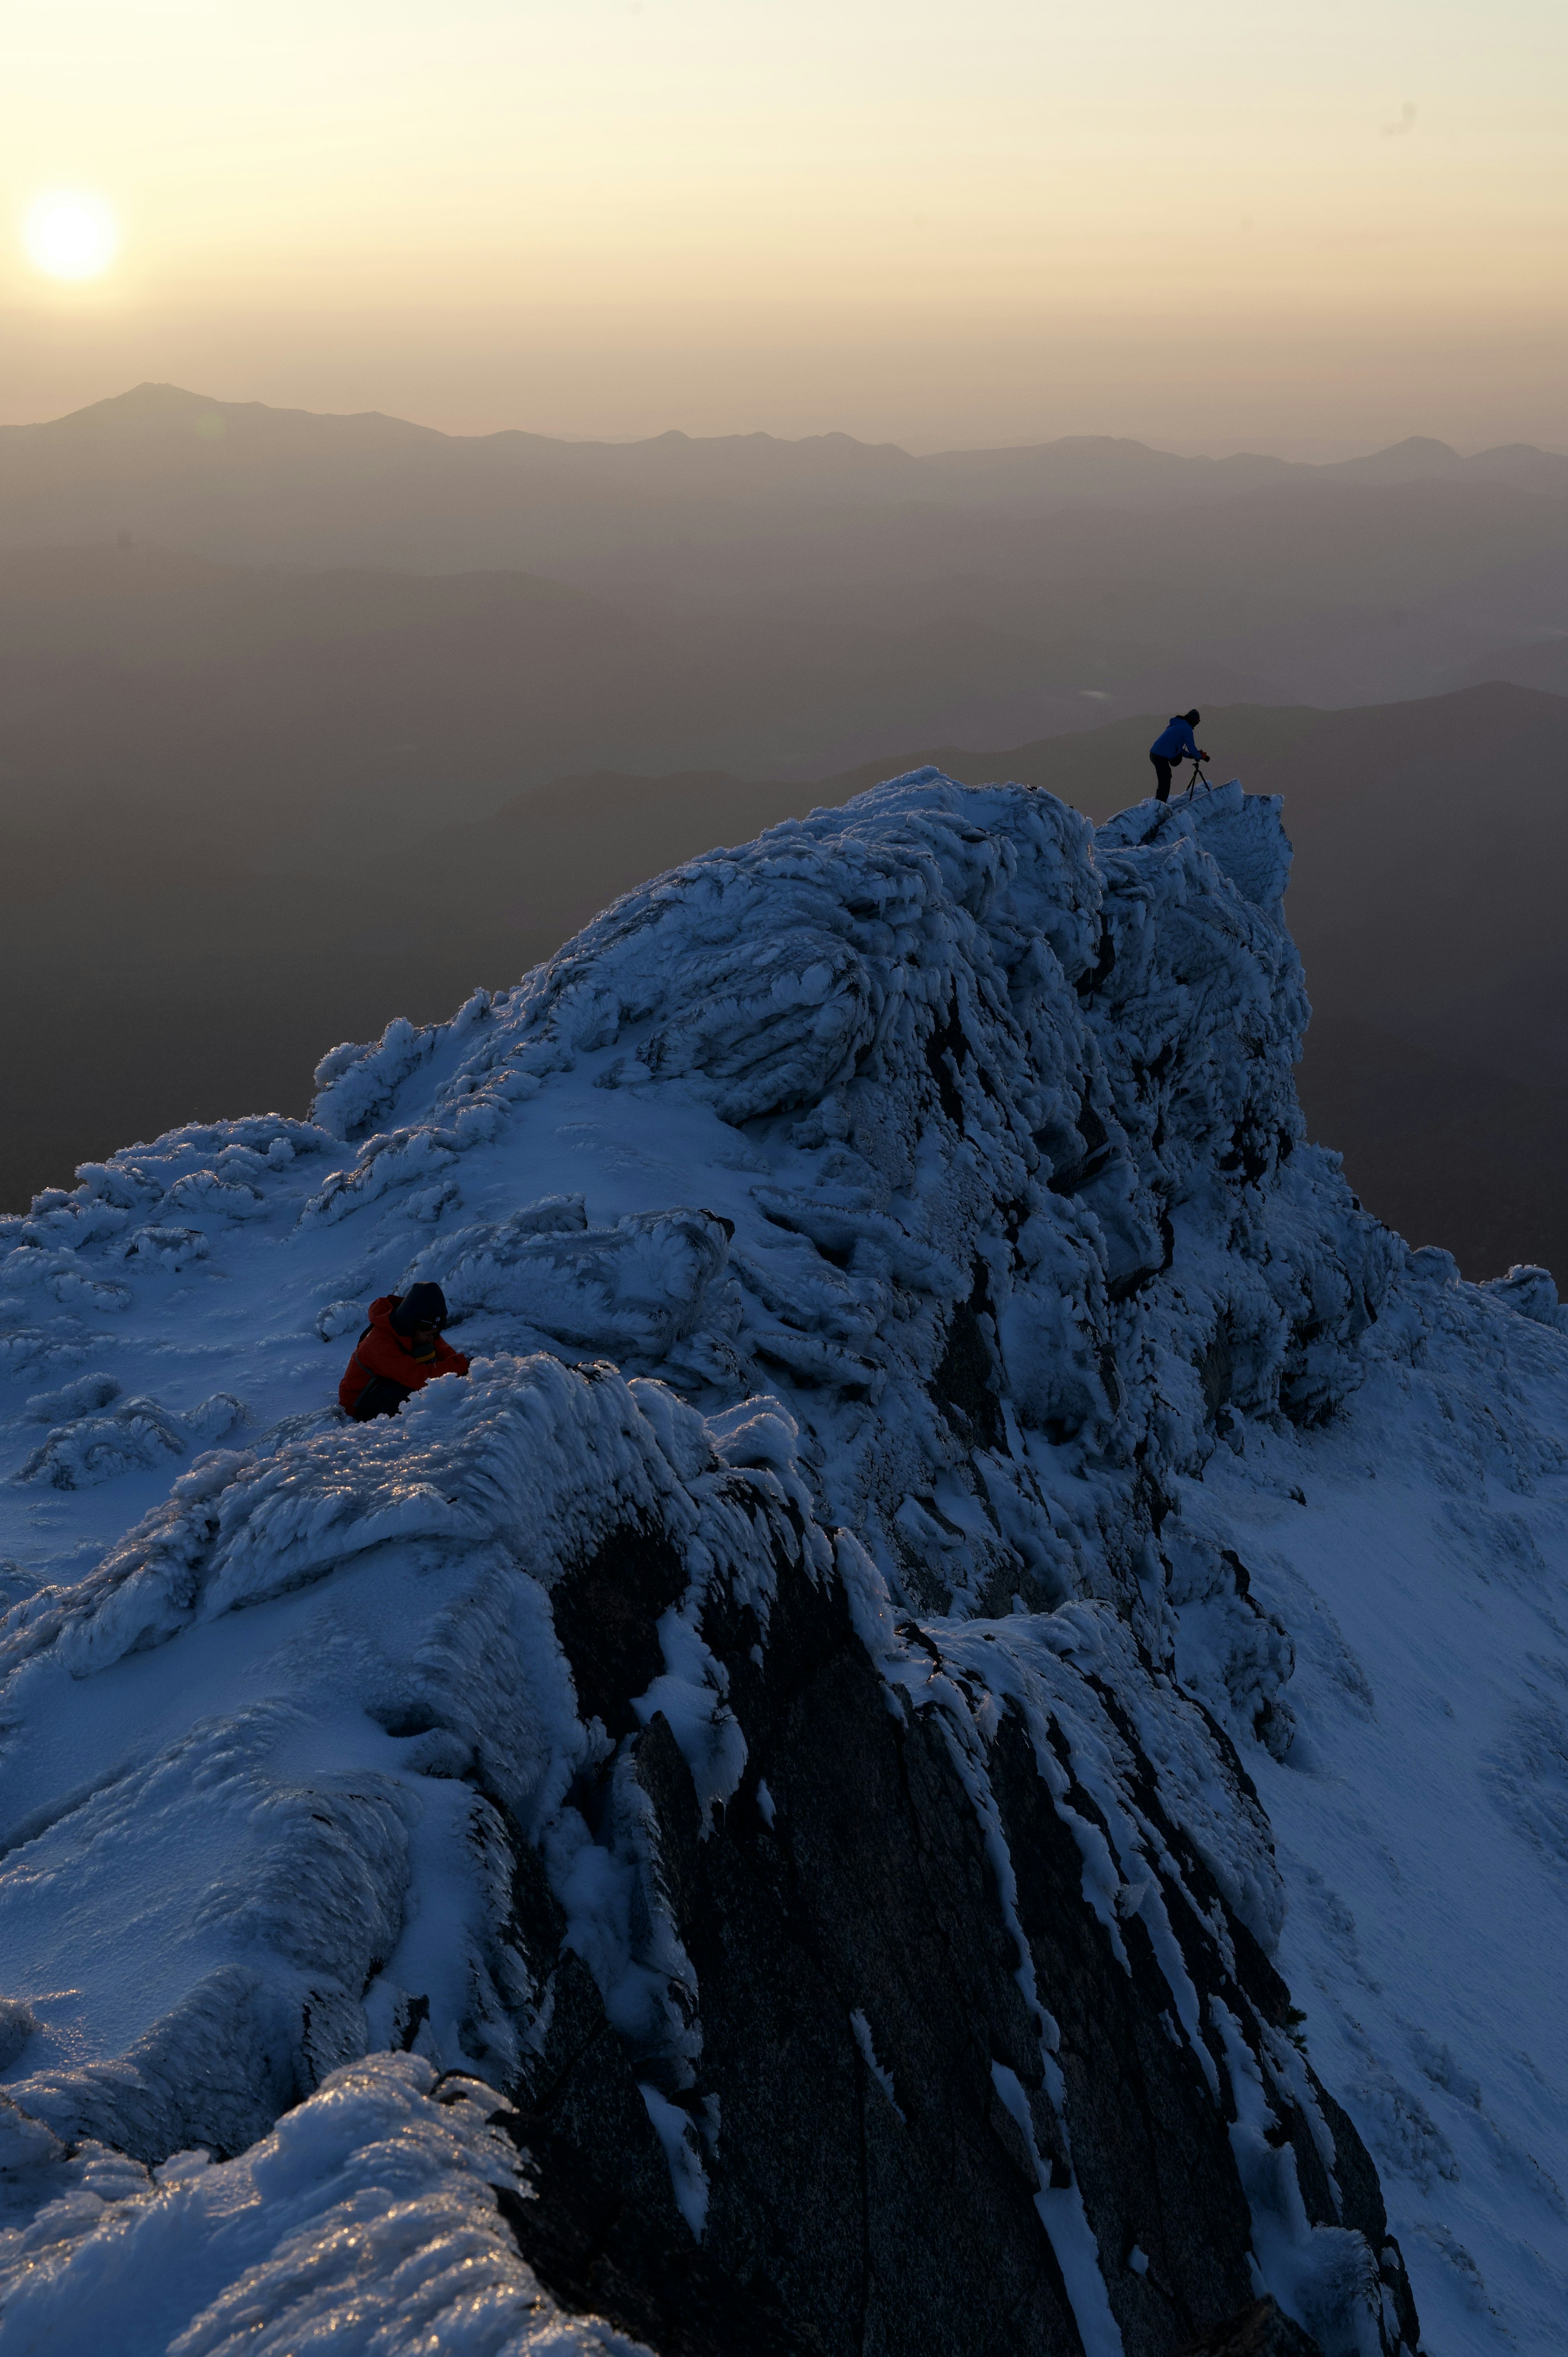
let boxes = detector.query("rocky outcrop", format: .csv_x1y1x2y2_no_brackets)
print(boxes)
1180,2298,1325,2356
479,1517,1420,2356
0,776,1435,2353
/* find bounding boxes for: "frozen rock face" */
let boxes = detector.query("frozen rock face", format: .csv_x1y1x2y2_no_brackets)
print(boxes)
0,774,1563,2354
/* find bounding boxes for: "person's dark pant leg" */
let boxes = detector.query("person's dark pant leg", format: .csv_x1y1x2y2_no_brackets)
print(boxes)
1152,755,1174,801
347,1374,413,1420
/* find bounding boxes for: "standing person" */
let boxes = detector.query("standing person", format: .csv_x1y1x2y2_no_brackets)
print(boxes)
1148,710,1209,802
339,1282,469,1419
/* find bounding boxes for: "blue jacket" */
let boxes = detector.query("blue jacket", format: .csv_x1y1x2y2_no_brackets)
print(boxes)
1149,716,1199,761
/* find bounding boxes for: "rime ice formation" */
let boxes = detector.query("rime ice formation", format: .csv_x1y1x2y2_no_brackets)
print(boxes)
1,775,1565,2357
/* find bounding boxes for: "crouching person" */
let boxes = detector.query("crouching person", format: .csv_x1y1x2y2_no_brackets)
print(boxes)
339,1282,469,1420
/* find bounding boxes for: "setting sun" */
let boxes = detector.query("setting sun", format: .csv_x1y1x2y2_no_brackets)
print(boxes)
24,192,118,281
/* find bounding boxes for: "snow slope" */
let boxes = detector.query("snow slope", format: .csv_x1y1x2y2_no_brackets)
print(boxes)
0,774,1563,2354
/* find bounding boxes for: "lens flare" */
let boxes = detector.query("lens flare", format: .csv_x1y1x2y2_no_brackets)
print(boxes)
24,193,118,281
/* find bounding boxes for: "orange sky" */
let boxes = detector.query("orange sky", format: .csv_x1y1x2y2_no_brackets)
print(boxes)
4,0,1565,448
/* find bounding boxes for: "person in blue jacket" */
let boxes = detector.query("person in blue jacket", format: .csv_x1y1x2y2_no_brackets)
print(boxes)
1148,710,1209,801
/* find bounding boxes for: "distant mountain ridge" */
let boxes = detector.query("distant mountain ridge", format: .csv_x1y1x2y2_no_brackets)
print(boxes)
4,387,1565,745
6,382,1566,514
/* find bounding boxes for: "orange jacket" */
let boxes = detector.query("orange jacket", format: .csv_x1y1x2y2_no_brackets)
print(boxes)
339,1295,469,1413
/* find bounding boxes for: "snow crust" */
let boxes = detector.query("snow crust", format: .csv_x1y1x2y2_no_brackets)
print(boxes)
0,2055,650,2355
0,771,1563,2352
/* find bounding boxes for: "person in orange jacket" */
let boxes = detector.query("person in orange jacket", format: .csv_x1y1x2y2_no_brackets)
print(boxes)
339,1283,470,1420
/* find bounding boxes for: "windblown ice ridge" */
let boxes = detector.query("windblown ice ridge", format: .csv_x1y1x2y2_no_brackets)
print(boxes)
0,773,1564,2357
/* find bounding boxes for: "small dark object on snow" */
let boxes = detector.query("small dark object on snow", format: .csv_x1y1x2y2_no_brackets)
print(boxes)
1179,2295,1324,2357
339,1290,470,1419
1149,708,1211,802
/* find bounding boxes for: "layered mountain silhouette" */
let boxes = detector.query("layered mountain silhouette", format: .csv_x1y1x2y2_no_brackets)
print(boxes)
7,384,1568,515
1,387,1566,745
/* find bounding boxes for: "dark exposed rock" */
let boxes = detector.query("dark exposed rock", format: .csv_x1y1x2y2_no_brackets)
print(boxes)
494,1542,1421,2357
488,2099,823,2357
550,1521,690,1738
988,1706,1257,2353
1043,1085,1114,1198
644,1570,1083,2354
923,986,970,1126
1075,923,1118,998
500,1802,690,2247
1179,2295,1324,2355
1312,2080,1423,2355
930,1260,1005,1451
1200,1325,1234,1421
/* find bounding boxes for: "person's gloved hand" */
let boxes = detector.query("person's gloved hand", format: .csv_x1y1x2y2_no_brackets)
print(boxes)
1198,749,1210,760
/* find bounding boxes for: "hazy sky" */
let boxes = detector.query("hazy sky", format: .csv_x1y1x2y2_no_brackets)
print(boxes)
2,0,1564,448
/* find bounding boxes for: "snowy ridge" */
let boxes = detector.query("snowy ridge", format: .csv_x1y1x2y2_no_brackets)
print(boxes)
0,773,1564,2354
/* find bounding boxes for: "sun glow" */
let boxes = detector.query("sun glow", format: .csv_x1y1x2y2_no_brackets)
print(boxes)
24,192,118,281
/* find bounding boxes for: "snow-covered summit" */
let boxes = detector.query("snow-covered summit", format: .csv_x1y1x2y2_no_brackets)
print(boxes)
0,774,1564,2356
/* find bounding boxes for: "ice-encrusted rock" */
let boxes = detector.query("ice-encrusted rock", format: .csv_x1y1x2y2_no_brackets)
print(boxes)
13,1391,244,1491
0,2058,656,2356
292,776,1394,1646
0,1352,1409,2354
3,769,1561,2353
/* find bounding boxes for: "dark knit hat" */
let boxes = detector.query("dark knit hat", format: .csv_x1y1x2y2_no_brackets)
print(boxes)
391,1282,449,1334
1184,709,1200,725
